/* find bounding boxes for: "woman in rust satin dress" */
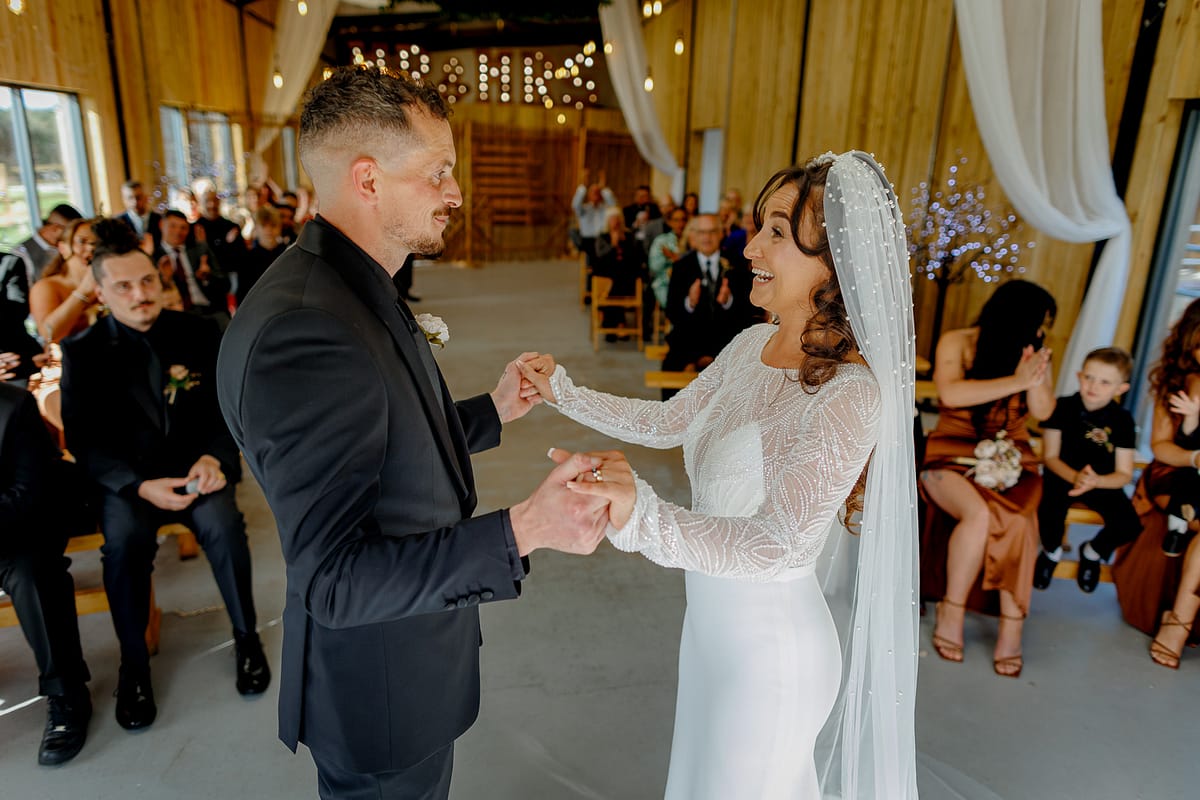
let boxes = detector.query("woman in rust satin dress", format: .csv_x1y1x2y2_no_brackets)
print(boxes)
920,280,1057,678
1113,298,1200,669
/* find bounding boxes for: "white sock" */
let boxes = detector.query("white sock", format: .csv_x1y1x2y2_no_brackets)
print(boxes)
1081,542,1102,562
1043,547,1063,562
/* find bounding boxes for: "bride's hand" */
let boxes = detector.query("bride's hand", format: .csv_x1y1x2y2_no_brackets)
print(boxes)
517,356,558,404
565,449,635,529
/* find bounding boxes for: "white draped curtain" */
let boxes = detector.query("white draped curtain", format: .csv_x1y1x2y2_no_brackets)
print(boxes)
598,1,686,200
250,0,339,180
954,0,1132,394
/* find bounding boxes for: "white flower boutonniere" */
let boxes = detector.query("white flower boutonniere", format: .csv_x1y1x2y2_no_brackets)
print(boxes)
165,364,200,405
415,313,450,348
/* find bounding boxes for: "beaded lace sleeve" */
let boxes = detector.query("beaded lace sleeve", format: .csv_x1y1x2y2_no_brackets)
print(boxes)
610,370,881,579
547,342,733,448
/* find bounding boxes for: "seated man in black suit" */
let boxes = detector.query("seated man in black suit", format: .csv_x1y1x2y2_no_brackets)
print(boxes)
662,214,757,395
1,381,92,765
61,219,267,732
153,210,231,330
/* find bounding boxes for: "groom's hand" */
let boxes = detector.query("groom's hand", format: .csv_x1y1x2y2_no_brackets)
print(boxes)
509,449,610,556
491,352,542,423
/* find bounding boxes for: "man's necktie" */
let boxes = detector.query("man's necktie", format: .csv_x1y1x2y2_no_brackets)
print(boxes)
171,250,193,310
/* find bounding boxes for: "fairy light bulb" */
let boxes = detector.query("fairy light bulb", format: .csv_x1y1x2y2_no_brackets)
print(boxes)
297,0,308,15
8,0,24,14
643,72,654,92
674,36,685,55
642,2,652,17
272,69,284,89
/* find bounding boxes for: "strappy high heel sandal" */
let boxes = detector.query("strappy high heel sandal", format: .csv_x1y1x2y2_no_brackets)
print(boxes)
1150,610,1194,670
932,598,965,663
993,611,1025,679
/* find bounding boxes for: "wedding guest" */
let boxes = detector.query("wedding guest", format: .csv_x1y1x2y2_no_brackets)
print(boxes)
5,204,82,285
640,193,676,246
0,381,93,765
681,191,699,217
1033,347,1141,593
196,187,247,294
236,205,287,306
920,279,1056,678
661,214,753,382
216,66,610,798
593,207,641,340
117,180,163,254
154,210,231,329
275,202,297,245
1113,299,1200,668
62,218,268,731
571,170,617,267
519,152,919,797
648,206,688,309
29,217,101,343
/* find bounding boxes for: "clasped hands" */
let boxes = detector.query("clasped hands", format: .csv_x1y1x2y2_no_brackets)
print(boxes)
136,455,226,511
491,353,635,557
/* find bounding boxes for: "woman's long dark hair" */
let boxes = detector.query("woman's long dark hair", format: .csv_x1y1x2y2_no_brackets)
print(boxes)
1149,297,1200,414
966,279,1056,432
753,159,865,522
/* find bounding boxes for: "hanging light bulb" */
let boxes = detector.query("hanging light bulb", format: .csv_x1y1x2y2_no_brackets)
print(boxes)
297,0,308,15
603,41,613,55
8,0,24,14
556,113,566,125
674,35,685,55
273,68,284,89
642,2,652,18
322,67,333,80
643,70,654,92
653,1,663,15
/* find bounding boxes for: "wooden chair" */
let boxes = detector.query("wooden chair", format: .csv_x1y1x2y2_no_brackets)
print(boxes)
591,276,644,351
0,523,197,656
645,343,669,361
579,253,591,308
645,370,697,391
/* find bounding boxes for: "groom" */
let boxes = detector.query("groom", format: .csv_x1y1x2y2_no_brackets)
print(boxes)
217,66,614,797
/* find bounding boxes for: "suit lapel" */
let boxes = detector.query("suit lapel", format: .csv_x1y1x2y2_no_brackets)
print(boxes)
298,219,469,499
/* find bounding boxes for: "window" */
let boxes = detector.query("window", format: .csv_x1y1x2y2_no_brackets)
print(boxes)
1129,108,1200,449
159,106,240,209
0,84,93,248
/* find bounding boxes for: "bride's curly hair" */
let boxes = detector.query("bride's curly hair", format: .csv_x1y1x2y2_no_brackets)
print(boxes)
753,159,866,525
1149,297,1200,413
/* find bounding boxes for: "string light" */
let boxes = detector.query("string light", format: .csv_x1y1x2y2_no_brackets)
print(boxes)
322,67,333,80
674,34,685,55
603,41,613,55
653,1,663,14
642,1,652,17
272,68,284,89
556,113,566,125
643,70,654,92
297,0,308,15
7,0,23,14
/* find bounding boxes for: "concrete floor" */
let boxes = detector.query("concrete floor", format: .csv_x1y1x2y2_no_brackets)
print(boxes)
2,258,1197,799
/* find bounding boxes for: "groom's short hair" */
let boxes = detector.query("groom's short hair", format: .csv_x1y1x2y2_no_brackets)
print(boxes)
298,66,449,173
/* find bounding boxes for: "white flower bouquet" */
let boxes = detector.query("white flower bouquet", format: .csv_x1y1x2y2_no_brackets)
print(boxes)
954,431,1023,491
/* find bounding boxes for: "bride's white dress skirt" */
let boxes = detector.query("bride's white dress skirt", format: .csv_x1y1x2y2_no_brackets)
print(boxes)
666,566,841,800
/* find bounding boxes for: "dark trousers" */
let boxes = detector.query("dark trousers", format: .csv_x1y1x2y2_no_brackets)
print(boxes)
0,538,91,697
1037,473,1142,560
99,483,256,669
313,744,453,800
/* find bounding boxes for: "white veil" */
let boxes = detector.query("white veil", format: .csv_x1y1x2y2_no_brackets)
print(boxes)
812,151,920,798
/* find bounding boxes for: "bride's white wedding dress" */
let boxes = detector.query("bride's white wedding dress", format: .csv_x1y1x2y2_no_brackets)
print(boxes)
549,323,880,799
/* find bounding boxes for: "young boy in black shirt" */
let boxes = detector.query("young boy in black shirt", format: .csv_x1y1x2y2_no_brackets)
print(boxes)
1034,347,1142,593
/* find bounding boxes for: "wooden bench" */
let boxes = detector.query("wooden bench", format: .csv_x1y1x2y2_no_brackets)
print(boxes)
645,370,697,390
0,523,197,656
645,343,669,361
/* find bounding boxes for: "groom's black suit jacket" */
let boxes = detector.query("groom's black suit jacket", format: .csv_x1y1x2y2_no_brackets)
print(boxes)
216,216,525,774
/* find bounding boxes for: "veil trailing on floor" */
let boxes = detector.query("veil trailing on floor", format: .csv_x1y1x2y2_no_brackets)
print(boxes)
812,151,920,798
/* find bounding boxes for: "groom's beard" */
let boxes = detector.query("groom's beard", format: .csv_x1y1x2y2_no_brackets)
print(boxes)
389,207,451,258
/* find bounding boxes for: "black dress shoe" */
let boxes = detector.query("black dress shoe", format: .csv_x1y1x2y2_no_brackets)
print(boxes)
38,692,91,765
1032,551,1058,590
114,669,156,730
235,633,271,696
1077,548,1102,594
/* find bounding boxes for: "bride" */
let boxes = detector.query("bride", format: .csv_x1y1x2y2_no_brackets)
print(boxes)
520,152,918,798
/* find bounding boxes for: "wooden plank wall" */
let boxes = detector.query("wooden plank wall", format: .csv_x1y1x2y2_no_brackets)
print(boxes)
641,0,1156,364
0,0,278,213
